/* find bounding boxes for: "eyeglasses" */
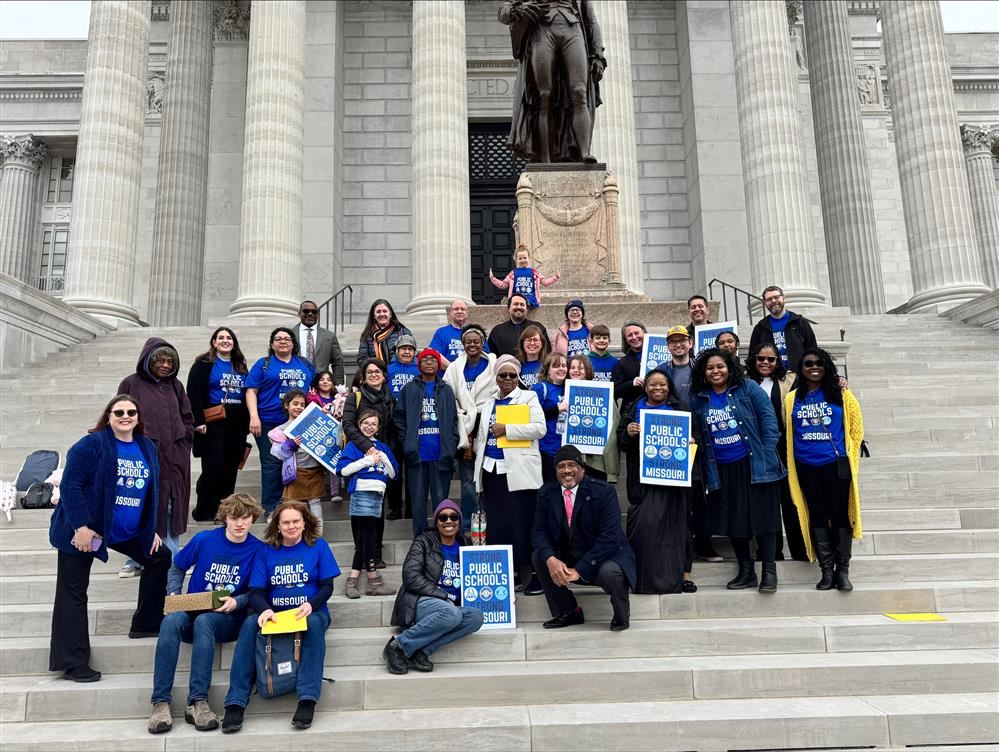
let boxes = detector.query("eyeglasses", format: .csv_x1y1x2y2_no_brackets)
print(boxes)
497,372,519,380
802,359,825,368
300,308,318,315
111,409,138,418
755,356,777,364
437,514,460,522
272,337,293,343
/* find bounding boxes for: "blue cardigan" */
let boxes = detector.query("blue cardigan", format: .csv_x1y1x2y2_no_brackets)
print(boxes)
689,381,786,492
49,427,160,562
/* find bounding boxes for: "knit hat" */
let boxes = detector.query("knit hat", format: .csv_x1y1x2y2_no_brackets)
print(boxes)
554,445,585,468
433,499,461,522
564,299,585,318
494,354,522,374
396,333,417,350
417,348,443,368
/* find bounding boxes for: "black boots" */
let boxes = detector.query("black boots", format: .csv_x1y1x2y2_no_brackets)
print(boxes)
834,528,854,591
726,560,758,589
758,562,778,593
812,528,836,591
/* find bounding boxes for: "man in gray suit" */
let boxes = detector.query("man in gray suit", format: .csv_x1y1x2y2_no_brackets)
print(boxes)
296,300,345,385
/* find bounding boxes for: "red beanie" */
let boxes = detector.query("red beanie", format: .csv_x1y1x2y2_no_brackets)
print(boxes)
417,348,443,368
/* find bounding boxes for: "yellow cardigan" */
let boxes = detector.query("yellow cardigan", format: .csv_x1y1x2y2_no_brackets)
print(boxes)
784,388,865,562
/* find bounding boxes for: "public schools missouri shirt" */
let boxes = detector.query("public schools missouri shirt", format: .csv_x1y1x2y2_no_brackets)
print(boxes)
439,541,461,604
769,312,792,367
245,354,315,424
208,358,245,405
173,526,262,595
792,389,846,466
250,538,341,612
588,352,618,382
706,390,749,464
566,326,589,357
418,381,442,462
107,438,150,544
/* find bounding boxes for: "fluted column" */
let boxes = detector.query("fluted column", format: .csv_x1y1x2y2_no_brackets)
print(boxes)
589,0,642,294
961,126,999,290
803,0,885,313
881,1,989,311
63,0,151,325
0,135,47,282
729,0,825,305
407,0,471,315
147,0,214,325
229,0,306,318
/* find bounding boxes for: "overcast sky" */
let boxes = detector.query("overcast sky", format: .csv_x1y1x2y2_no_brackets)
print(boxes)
1,0,997,38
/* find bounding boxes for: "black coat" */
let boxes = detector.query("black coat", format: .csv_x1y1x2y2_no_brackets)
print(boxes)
531,476,636,589
611,350,643,404
749,312,817,373
391,529,471,627
185,357,250,458
486,318,551,358
393,378,461,469
341,384,398,454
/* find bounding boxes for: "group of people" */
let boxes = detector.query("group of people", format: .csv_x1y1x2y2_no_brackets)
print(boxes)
46,281,865,734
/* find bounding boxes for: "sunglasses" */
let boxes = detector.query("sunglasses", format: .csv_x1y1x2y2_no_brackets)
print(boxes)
497,372,519,380
802,359,825,368
755,356,777,364
437,513,460,523
111,409,138,417
300,309,318,315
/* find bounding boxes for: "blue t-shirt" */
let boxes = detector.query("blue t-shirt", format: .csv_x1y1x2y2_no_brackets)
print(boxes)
484,398,512,460
245,355,315,424
418,381,442,462
439,541,461,604
174,526,262,596
512,267,538,307
792,389,846,466
706,390,749,464
462,358,489,393
589,352,618,382
533,381,566,457
769,313,791,367
520,360,541,389
107,439,150,545
566,326,589,357
388,360,419,398
208,359,245,406
250,538,341,613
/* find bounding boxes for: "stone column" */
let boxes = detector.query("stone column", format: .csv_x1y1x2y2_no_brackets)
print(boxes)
0,135,47,282
147,0,214,326
803,0,885,313
589,0,642,294
63,0,151,325
881,1,989,311
961,126,999,290
729,0,825,305
407,0,471,315
229,0,306,318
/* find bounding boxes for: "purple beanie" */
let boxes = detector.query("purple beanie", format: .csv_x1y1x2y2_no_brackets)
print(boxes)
433,499,461,521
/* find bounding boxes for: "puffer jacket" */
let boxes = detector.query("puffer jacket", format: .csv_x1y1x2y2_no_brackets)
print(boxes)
390,528,471,627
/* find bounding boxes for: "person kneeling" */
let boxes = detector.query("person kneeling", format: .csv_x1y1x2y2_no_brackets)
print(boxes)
221,500,340,733
383,500,484,674
148,493,264,734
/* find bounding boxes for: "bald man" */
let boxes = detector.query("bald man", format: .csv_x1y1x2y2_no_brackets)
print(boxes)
429,300,488,367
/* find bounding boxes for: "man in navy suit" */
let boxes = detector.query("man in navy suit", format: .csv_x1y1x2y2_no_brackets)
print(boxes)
531,445,636,631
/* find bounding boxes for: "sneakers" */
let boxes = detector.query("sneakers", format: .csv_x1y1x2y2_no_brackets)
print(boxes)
383,637,409,675
185,699,219,731
62,664,101,683
118,561,143,578
148,702,172,734
221,705,244,734
344,577,361,599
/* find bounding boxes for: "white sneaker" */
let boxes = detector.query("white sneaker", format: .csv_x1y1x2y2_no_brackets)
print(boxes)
118,562,143,578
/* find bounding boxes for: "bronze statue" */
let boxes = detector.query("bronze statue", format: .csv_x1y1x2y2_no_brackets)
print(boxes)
499,0,606,164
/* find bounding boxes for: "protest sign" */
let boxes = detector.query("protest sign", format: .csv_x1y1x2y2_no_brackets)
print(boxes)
693,321,737,356
563,379,613,455
639,333,672,375
283,402,343,473
460,545,516,630
638,409,693,487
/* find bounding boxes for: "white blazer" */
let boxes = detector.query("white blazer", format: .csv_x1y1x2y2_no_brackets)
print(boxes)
442,352,497,448
473,386,546,493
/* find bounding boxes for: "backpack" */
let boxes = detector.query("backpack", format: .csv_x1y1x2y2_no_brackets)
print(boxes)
21,482,55,509
14,450,60,492
255,631,303,699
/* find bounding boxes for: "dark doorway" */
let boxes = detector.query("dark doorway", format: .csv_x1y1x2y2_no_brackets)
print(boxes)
468,122,527,304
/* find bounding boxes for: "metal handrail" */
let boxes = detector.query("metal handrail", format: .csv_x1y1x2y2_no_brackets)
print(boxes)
706,278,762,327
317,285,353,334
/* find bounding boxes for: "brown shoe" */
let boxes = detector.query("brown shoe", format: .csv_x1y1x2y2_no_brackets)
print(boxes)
344,576,361,599
365,573,395,596
148,702,172,734
185,699,219,731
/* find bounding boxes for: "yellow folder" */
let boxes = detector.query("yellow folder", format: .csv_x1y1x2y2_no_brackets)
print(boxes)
883,613,946,622
260,608,310,635
496,404,531,448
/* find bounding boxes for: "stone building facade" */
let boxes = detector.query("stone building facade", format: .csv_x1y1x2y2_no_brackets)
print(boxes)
0,0,996,326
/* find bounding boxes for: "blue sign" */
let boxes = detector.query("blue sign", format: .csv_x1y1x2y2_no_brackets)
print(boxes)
639,333,672,375
283,402,343,473
694,321,737,356
459,544,516,630
638,409,693,487
563,379,614,455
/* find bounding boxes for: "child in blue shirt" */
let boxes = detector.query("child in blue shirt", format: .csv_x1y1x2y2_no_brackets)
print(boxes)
587,324,619,382
387,333,420,398
488,245,561,308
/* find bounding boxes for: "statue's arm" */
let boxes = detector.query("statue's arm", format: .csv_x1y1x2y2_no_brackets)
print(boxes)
498,1,515,26
581,0,606,64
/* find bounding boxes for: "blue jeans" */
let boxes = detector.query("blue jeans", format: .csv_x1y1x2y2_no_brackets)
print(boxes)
458,455,476,533
223,609,331,707
407,461,452,538
151,610,243,705
253,421,283,514
396,596,484,657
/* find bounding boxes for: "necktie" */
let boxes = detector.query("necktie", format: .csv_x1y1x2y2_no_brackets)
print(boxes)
563,487,574,527
306,328,315,362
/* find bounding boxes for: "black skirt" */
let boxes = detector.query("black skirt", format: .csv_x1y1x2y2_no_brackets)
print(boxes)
482,468,537,568
707,457,780,538
627,485,687,594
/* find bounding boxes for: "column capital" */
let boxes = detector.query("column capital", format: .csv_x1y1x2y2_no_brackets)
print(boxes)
960,124,994,157
1,134,47,170
213,0,250,42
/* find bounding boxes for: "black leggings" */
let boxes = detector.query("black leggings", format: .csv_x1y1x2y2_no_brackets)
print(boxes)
731,533,776,565
796,461,852,529
351,516,379,572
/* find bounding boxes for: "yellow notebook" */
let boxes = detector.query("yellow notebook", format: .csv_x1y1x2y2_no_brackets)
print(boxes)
260,608,310,635
884,613,946,622
496,404,531,448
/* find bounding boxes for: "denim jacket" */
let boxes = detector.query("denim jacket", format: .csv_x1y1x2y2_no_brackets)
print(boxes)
689,380,786,492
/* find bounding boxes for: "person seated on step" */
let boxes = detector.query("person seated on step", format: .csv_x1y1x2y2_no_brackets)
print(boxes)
221,500,340,733
148,493,264,734
383,500,484,674
530,445,636,632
